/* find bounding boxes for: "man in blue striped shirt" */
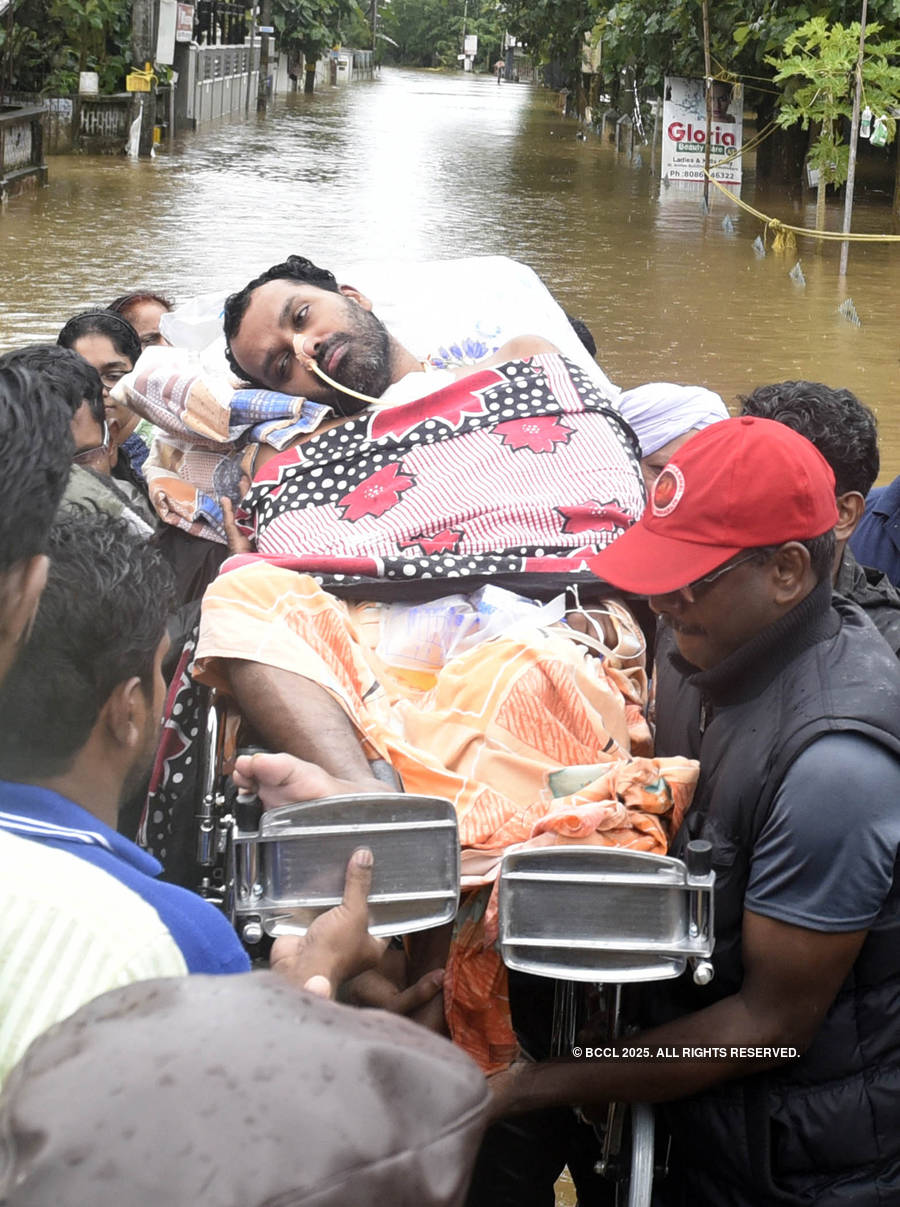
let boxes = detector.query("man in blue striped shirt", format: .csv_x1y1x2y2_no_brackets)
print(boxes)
0,510,251,1080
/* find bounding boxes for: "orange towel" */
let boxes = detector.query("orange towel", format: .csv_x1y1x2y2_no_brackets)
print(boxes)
196,564,699,1072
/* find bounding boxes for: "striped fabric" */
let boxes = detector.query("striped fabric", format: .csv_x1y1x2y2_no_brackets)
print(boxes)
0,829,188,1086
232,353,644,587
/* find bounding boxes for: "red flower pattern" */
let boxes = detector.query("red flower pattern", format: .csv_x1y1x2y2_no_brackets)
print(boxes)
398,528,465,554
369,372,497,440
337,463,416,522
557,500,634,536
495,415,573,453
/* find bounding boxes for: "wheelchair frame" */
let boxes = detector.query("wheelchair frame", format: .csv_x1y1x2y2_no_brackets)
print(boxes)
195,688,460,948
498,842,715,1207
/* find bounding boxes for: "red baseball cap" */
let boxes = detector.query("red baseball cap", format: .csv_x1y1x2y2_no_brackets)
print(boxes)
589,416,838,595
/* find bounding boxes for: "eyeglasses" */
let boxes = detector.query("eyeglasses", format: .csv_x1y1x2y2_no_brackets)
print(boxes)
676,552,760,603
99,370,127,391
72,420,111,467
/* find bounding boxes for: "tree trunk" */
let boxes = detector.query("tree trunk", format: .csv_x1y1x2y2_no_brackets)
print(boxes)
815,174,827,234
754,93,807,195
575,71,586,120
304,65,316,94
256,0,272,112
894,133,900,233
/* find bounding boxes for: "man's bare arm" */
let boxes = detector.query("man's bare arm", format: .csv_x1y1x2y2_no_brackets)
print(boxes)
491,910,866,1117
229,660,383,787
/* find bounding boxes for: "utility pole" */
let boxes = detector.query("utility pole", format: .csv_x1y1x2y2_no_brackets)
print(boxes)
131,0,157,157
701,0,712,209
839,0,868,277
245,2,257,114
2,0,14,101
257,0,272,111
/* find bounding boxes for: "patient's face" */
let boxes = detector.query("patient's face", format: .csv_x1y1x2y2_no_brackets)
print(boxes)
230,280,393,414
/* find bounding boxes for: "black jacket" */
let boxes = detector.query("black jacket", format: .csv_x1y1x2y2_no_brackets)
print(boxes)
834,546,900,656
648,581,900,1206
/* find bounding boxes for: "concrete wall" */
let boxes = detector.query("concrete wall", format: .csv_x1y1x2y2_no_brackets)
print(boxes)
0,104,48,202
173,42,259,130
44,98,75,153
77,94,133,151
271,48,374,95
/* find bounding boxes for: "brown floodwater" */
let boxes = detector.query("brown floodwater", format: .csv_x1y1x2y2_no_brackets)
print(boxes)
1,67,898,477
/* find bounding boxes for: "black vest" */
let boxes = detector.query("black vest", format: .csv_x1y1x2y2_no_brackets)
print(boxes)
648,581,900,1206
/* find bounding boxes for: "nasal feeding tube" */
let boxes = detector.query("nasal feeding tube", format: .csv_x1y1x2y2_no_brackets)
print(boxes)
292,333,383,407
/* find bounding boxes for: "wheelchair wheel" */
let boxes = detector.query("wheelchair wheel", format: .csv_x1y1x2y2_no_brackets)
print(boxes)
626,1102,654,1207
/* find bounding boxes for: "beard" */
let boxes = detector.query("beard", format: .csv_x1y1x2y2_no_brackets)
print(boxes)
316,303,394,417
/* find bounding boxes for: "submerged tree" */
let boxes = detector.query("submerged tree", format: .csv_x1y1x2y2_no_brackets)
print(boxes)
767,16,900,228
273,0,367,91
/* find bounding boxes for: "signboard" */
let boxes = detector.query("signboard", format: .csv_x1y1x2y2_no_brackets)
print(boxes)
156,0,178,65
464,34,478,56
661,76,743,186
175,2,194,43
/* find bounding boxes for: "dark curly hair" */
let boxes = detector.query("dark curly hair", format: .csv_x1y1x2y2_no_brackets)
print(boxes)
739,381,878,498
0,363,73,574
0,510,175,779
222,254,340,380
0,343,105,424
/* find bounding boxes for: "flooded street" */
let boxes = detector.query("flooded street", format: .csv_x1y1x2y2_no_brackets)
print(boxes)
1,67,898,473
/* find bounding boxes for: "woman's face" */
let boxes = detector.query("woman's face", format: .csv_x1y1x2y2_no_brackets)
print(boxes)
72,332,137,444
122,299,170,348
640,429,699,495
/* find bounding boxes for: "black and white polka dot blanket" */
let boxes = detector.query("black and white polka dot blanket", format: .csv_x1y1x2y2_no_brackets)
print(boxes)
232,353,644,585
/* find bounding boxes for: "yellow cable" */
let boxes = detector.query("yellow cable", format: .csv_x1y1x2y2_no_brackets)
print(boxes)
696,56,897,242
702,170,900,242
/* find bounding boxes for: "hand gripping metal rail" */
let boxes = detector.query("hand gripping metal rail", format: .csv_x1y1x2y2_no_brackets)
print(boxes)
497,842,715,1207
197,690,460,947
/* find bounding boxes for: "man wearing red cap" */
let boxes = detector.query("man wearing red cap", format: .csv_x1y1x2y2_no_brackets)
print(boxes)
492,417,900,1206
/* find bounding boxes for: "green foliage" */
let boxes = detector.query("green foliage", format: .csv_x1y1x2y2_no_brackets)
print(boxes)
273,0,368,63
380,0,506,69
595,0,704,88
1,0,130,93
767,17,900,184
504,0,594,62
494,0,898,104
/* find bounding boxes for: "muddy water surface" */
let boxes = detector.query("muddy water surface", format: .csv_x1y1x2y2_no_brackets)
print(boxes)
1,67,898,471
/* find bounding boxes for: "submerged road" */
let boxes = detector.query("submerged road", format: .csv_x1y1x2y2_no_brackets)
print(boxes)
1,67,898,468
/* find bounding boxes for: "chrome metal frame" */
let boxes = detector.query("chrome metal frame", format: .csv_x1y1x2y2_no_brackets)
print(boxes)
498,841,716,1207
196,689,460,948
228,793,460,945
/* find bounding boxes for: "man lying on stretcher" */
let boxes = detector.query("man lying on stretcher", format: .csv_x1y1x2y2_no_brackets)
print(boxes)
110,255,619,558
189,253,699,1070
